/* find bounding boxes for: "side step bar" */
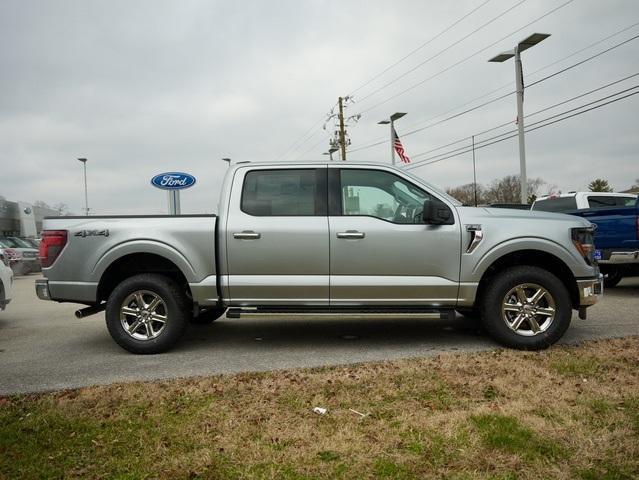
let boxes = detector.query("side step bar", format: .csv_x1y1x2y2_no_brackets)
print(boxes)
226,307,456,320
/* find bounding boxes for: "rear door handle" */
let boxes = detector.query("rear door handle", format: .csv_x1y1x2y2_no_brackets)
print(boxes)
336,230,365,239
233,231,261,240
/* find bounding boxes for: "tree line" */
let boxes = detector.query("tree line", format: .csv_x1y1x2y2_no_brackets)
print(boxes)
445,176,639,206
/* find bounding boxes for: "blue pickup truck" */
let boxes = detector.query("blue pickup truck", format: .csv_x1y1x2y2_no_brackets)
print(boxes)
532,193,639,287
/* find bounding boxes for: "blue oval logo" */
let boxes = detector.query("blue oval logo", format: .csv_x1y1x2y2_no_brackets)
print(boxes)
151,172,196,190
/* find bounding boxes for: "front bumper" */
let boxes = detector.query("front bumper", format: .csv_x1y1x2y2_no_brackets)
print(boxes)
576,274,603,306
599,250,639,264
35,278,51,301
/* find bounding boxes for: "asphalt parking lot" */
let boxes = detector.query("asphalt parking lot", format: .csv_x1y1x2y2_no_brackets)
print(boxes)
0,274,637,395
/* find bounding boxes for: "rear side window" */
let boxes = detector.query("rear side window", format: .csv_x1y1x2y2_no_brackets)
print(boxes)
241,169,325,216
587,196,636,208
532,197,577,212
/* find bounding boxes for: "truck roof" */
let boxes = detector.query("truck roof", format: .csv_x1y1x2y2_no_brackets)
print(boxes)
537,191,637,200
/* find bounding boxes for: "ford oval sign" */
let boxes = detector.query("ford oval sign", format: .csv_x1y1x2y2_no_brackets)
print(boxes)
151,172,196,190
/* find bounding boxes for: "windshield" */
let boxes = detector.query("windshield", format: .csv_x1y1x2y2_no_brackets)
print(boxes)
8,237,33,248
0,238,22,248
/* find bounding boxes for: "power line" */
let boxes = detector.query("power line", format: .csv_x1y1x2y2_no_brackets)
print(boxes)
412,72,639,161
354,0,527,103
348,0,494,97
273,101,338,162
354,0,575,115
413,84,639,164
293,132,332,161
405,87,639,169
346,26,639,155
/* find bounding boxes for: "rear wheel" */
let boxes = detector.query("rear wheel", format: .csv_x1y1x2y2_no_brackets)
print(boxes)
481,266,572,350
105,274,189,354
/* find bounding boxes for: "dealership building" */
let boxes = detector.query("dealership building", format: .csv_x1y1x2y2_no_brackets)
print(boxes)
0,197,60,237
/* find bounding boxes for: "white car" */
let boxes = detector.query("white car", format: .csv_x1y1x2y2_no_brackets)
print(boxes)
532,192,637,212
0,237,41,274
0,251,13,310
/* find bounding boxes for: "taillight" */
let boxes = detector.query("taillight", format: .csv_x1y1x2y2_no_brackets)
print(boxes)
572,227,595,265
39,230,68,268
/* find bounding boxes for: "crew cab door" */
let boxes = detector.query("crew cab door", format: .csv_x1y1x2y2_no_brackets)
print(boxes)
328,166,461,306
224,167,329,305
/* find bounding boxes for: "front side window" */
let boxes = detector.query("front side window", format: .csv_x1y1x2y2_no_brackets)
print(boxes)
587,195,637,208
241,169,323,216
339,169,432,224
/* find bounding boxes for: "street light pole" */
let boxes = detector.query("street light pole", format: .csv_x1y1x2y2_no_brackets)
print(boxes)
489,33,550,204
378,112,407,166
222,157,232,168
514,46,527,205
78,158,89,216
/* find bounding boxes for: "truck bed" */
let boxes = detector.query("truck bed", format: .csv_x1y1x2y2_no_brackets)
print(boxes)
41,214,218,305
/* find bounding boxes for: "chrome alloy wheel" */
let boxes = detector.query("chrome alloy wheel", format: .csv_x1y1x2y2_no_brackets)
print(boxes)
120,290,167,341
501,283,556,337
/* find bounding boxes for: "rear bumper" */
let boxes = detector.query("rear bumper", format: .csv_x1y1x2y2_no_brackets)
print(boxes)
576,274,603,306
35,278,51,300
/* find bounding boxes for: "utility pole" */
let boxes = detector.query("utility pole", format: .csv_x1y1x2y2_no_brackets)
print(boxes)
472,136,478,207
338,97,346,161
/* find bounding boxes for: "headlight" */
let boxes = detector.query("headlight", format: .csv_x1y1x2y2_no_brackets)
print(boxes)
572,227,596,265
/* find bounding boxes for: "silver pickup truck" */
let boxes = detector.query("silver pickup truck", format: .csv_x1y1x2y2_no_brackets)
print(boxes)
36,162,602,354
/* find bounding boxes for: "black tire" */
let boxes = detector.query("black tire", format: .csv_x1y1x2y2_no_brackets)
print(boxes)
603,268,623,288
456,307,481,320
191,306,226,324
481,266,572,350
105,273,189,354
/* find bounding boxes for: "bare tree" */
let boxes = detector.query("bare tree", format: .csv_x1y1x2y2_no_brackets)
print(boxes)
52,203,69,215
33,200,51,209
484,175,545,204
446,183,486,206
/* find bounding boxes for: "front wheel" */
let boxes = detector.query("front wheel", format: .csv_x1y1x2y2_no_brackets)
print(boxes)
481,266,572,350
602,268,623,288
105,273,189,354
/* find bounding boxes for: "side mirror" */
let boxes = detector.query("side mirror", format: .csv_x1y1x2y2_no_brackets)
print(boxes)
422,198,453,225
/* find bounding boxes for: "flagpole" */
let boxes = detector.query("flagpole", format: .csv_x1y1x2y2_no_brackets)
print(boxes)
378,112,406,166
390,122,396,165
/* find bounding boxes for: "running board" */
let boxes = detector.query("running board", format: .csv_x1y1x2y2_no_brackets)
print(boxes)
226,307,455,320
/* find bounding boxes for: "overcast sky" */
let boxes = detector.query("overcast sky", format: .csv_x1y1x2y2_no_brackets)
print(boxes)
1,0,638,214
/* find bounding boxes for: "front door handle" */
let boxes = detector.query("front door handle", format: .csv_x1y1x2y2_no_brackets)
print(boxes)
336,230,365,239
233,231,261,240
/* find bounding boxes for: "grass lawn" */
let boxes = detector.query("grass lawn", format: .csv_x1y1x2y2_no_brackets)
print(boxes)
1,337,638,480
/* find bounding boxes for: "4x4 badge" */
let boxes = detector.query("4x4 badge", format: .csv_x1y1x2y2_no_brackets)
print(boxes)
75,229,109,238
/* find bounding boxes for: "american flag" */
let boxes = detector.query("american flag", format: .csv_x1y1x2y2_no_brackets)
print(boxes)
393,127,411,164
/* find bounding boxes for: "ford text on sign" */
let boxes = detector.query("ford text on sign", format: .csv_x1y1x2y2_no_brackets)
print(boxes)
151,172,196,190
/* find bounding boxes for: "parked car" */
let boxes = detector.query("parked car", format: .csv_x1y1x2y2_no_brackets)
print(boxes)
20,238,41,249
0,250,13,310
36,162,602,354
0,237,41,274
532,195,639,287
532,192,637,212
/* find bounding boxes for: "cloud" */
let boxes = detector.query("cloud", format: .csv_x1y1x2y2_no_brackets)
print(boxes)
1,0,638,214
